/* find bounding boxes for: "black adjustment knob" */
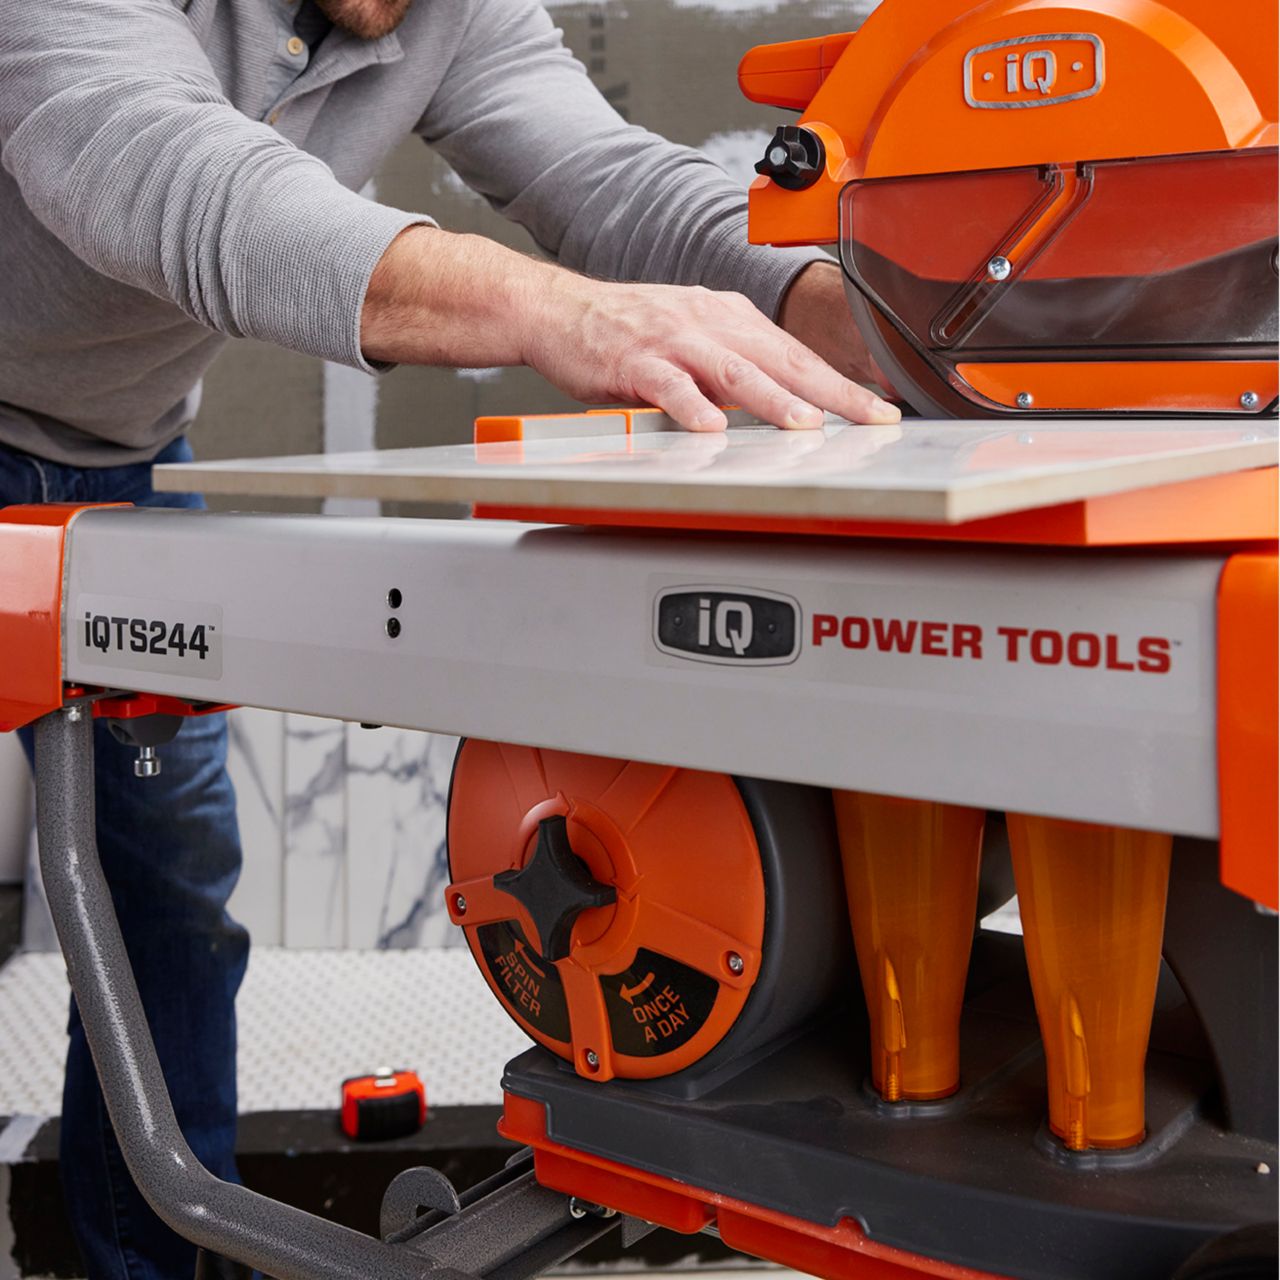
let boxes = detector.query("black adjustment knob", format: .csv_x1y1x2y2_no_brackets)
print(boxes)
754,125,825,191
493,816,616,962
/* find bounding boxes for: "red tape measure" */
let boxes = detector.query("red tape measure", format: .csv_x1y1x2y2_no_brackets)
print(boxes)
340,1068,426,1141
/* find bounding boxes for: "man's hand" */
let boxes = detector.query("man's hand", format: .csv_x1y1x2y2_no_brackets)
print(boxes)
361,227,901,431
778,259,895,398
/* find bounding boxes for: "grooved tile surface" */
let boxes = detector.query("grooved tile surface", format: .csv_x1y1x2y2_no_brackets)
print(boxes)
0,948,529,1120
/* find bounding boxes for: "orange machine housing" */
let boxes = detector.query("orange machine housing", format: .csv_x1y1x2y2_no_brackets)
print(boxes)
740,0,1277,243
739,0,1278,420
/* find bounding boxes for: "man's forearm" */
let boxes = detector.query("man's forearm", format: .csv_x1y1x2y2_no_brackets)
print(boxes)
361,227,555,368
360,226,900,432
778,260,896,399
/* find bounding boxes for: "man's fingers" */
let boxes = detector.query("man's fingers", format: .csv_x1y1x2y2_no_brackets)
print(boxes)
630,358,727,432
755,334,900,426
683,344,826,431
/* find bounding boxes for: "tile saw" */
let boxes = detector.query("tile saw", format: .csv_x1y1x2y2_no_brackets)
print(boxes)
1,0,1277,1277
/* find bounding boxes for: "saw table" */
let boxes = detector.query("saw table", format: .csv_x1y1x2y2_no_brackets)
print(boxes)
3,410,1275,1280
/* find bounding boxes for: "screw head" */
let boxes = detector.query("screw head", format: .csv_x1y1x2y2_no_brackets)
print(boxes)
1016,391,1034,409
726,952,745,975
1240,390,1260,410
584,1049,600,1070
452,894,467,916
64,704,82,723
385,617,402,639
134,749,162,780
987,255,1012,282
1257,1161,1272,1175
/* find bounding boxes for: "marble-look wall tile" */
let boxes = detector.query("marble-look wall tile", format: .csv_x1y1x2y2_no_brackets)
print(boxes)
0,732,31,885
283,715,349,948
20,823,55,953
226,708,286,946
346,727,463,950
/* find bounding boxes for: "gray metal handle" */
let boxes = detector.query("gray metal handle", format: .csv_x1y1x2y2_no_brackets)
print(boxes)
35,705,445,1280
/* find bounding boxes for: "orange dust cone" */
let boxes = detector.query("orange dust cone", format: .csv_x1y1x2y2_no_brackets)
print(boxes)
1008,814,1172,1150
835,793,985,1102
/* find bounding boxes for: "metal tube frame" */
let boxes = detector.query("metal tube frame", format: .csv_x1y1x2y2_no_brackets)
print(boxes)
34,702,453,1280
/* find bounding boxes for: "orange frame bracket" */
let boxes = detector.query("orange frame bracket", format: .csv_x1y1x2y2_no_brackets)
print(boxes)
1217,552,1279,909
0,505,97,733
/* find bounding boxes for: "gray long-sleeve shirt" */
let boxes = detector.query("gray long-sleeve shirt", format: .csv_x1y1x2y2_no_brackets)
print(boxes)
0,0,822,466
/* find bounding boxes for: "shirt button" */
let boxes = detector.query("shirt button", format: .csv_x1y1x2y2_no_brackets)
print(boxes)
287,35,305,56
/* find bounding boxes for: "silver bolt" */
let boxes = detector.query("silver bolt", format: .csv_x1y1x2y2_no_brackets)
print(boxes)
584,1049,600,1070
134,746,161,779
567,1198,618,1219
64,704,82,723
1240,390,1260,410
453,894,467,917
1016,392,1034,409
987,255,1012,282
768,145,788,167
1257,1162,1272,1175
726,952,745,975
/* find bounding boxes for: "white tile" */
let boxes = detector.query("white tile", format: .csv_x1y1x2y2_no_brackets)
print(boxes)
155,420,1278,525
19,826,54,955
282,716,348,948
346,728,463,950
0,733,31,885
226,708,286,946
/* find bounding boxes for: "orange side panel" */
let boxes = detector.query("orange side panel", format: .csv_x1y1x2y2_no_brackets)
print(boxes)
471,466,1279,548
501,1093,1002,1280
957,362,1278,414
1217,552,1279,908
0,505,88,732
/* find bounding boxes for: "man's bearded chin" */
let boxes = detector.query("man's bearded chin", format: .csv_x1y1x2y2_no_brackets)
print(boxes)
313,0,414,39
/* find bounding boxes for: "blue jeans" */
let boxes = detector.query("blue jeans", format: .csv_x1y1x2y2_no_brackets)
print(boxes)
2,437,247,1280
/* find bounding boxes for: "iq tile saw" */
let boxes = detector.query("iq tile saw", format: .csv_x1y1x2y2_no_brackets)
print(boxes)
1,1,1277,1279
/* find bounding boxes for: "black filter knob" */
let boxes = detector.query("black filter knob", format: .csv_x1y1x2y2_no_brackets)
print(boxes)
493,816,617,962
754,125,825,191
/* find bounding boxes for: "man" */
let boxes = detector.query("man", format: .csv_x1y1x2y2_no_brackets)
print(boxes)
0,1,896,1276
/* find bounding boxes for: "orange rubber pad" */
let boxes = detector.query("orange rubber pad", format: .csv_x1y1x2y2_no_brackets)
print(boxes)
446,743,766,1081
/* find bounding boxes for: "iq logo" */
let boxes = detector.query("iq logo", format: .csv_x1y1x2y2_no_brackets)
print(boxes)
964,33,1104,110
654,588,800,666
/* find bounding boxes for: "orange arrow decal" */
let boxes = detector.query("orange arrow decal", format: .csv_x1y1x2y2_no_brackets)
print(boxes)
620,972,656,1004
514,938,546,978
